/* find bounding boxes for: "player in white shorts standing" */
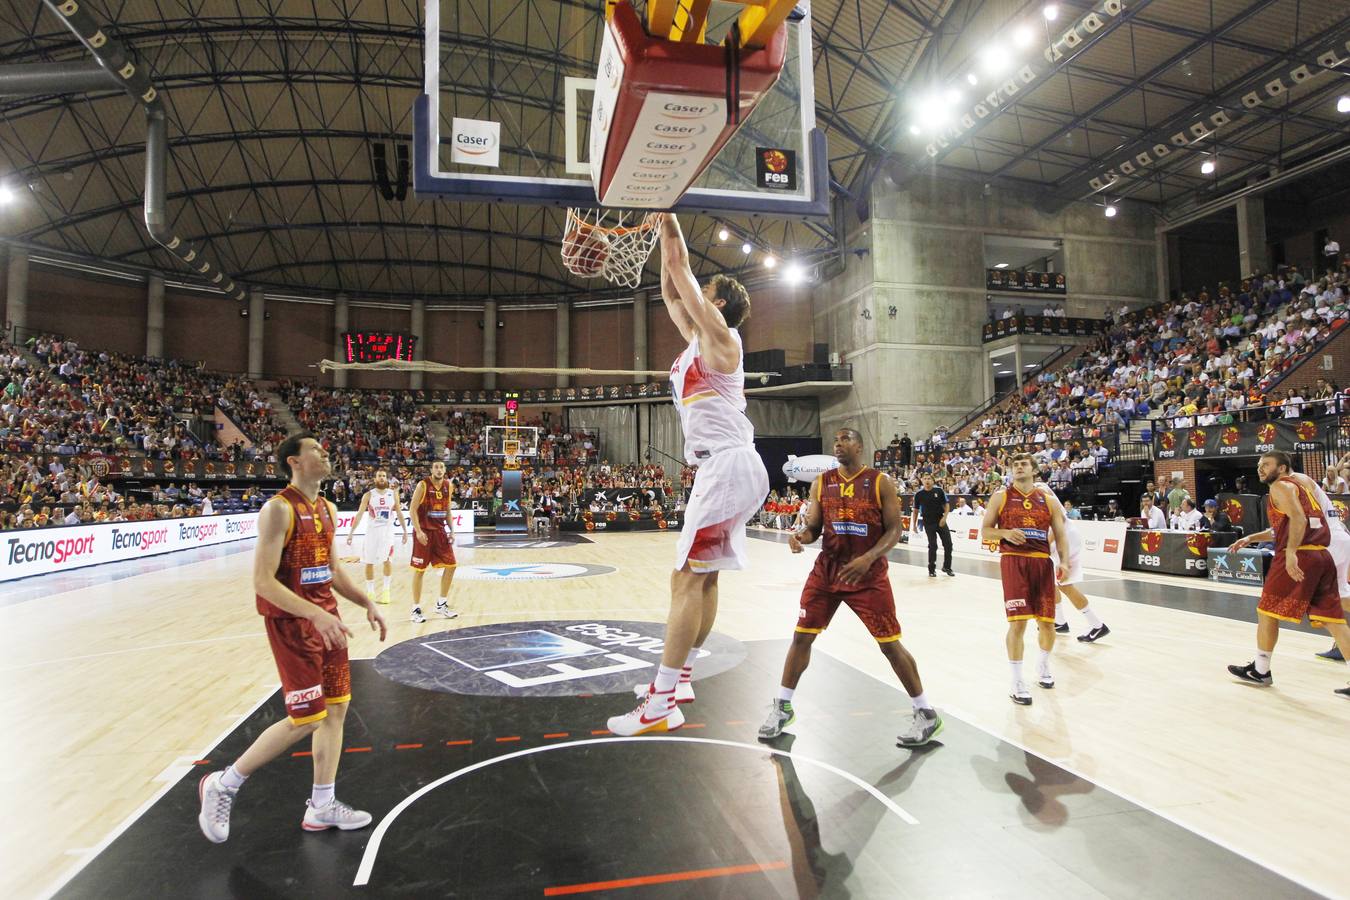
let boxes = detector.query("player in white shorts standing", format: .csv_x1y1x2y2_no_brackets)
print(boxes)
1311,479,1350,661
1048,509,1110,643
345,468,407,605
609,212,768,736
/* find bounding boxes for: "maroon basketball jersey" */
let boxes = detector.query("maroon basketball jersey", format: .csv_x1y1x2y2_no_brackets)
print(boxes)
809,467,887,591
256,486,337,618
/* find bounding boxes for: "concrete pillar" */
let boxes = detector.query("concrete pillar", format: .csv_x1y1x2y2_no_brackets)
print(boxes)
555,302,570,388
483,299,497,390
1155,231,1170,303
1236,195,1268,278
638,403,651,459
333,293,349,388
633,289,648,374
1166,232,1183,302
5,246,28,336
983,350,994,400
409,298,426,390
1014,342,1024,388
146,273,165,358
247,287,265,379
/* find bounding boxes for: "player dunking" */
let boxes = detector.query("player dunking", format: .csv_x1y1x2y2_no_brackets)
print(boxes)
197,432,387,843
757,428,943,748
346,468,407,605
980,453,1070,705
1225,452,1350,697
408,459,459,624
609,212,769,736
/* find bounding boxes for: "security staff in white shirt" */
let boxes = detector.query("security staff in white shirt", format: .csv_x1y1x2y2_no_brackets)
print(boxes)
1170,497,1203,531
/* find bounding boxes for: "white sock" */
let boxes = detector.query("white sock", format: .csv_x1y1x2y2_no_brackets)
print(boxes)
383,575,391,591
1082,605,1104,629
681,648,698,683
1038,648,1053,676
1254,650,1272,675
437,595,449,606
1009,660,1024,687
220,764,247,791
1054,601,1068,627
910,691,932,711
653,664,680,694
365,580,375,597
311,782,335,808
777,685,795,703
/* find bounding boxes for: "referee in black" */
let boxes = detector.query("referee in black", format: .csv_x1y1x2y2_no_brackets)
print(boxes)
914,473,954,577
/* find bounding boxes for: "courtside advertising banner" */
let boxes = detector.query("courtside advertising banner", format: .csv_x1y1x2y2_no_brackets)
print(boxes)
911,518,1128,571
2,513,261,582
2,509,476,582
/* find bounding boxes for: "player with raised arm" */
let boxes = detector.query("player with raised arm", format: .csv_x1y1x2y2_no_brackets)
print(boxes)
408,459,459,624
346,468,407,605
980,453,1070,705
610,213,769,735
757,427,942,748
197,432,387,843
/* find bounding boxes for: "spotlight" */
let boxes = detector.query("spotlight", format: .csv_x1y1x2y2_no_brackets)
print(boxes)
1104,204,1118,218
908,123,922,135
0,184,13,205
1013,26,1034,48
980,45,1009,76
717,227,729,241
966,72,978,86
1043,4,1059,21
784,263,805,285
1201,159,1216,175
763,255,777,269
741,242,752,255
994,262,1010,269
945,87,963,104
1338,95,1350,114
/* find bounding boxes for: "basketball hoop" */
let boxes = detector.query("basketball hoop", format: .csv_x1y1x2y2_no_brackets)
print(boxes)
561,207,660,288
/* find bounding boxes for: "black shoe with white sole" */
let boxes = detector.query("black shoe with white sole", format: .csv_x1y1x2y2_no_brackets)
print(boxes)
1228,661,1273,685
1054,623,1070,634
1077,624,1110,643
1037,673,1055,689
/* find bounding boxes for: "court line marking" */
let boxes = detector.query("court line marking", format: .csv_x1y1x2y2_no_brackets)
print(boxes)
351,735,918,886
39,688,276,900
816,646,1325,899
544,860,789,896
0,632,266,672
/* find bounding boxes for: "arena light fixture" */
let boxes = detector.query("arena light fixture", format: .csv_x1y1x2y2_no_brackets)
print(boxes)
966,72,978,86
1338,95,1350,114
909,123,922,135
763,255,777,269
0,183,13,205
717,226,729,241
994,262,1010,269
1104,204,1118,218
1201,159,1216,175
1013,25,1035,48
1043,4,1059,21
945,87,963,105
980,45,1009,76
741,242,752,255
783,262,806,285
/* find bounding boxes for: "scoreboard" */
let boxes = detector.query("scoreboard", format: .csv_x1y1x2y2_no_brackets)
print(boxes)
342,331,417,363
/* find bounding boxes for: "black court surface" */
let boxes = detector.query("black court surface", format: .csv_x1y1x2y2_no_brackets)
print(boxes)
58,638,1311,899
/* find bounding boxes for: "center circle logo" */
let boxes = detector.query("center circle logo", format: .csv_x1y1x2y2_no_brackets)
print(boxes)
455,563,615,580
373,620,747,697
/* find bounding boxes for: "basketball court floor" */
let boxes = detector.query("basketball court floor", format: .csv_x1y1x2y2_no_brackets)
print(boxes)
4,529,1346,899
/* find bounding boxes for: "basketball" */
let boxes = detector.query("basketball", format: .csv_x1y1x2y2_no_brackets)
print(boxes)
561,222,609,276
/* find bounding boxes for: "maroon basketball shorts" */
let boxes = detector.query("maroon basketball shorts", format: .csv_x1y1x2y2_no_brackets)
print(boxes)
1258,547,1345,627
796,574,901,642
264,616,352,725
411,524,457,572
1001,553,1056,622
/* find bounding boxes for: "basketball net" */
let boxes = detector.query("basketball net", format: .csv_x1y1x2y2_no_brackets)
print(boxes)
561,208,660,288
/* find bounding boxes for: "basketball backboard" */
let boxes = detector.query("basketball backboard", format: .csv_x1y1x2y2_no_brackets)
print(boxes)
415,0,827,217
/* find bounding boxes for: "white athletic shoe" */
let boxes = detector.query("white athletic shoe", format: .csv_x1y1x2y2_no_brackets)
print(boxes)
197,771,238,844
1037,671,1055,689
301,798,373,832
410,606,426,624
633,680,695,704
1010,682,1033,706
435,600,459,620
607,687,685,736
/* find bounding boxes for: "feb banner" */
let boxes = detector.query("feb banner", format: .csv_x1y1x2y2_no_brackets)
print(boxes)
1153,419,1329,460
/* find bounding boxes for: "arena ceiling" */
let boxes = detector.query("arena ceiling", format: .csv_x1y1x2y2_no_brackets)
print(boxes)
0,0,1347,303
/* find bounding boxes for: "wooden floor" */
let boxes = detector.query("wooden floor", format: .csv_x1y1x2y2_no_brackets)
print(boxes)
3,531,1347,899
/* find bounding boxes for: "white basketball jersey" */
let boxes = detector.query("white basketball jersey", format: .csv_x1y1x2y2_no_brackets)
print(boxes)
670,329,754,465
367,488,399,529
